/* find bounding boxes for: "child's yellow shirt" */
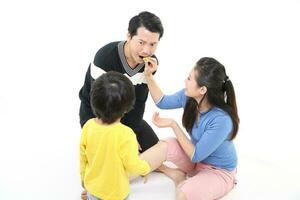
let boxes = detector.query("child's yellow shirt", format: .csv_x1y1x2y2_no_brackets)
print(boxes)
80,119,151,200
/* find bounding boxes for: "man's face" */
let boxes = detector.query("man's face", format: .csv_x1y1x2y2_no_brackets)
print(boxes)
127,27,160,64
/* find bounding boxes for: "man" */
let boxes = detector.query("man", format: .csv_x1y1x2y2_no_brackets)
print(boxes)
79,11,164,152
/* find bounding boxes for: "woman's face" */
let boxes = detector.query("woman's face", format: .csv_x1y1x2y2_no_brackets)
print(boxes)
184,69,206,101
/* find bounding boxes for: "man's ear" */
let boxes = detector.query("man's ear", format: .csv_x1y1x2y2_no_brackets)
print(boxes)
199,86,207,95
127,33,131,41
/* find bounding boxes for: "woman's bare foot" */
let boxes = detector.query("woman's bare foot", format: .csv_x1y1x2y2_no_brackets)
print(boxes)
158,165,186,186
153,164,164,173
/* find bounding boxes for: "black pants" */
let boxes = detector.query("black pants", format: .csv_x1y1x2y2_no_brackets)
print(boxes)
132,120,159,152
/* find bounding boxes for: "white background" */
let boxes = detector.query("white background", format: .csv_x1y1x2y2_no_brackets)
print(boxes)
0,0,300,199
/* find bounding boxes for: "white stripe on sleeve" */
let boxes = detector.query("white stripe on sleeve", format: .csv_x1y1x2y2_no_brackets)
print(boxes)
124,72,147,85
90,62,106,79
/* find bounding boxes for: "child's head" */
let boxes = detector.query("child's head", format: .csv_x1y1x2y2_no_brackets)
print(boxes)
90,71,135,124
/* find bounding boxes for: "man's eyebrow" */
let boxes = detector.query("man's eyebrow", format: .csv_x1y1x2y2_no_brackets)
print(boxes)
138,38,158,44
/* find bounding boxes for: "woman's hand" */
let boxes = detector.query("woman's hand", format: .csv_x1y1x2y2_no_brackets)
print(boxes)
152,112,174,128
144,57,158,77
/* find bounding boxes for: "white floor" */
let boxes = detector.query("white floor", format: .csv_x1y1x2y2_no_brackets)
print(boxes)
1,100,300,200
1,93,300,200
130,156,300,200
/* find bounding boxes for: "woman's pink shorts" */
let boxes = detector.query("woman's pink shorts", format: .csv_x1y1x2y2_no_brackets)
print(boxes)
163,137,237,200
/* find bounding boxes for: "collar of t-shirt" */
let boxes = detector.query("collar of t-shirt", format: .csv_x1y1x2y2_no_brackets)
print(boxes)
118,41,144,77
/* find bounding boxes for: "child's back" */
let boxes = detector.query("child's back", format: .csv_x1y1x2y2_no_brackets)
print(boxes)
80,72,151,200
80,119,150,199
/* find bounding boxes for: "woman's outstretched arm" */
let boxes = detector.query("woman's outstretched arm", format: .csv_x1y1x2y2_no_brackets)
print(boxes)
144,58,164,104
152,112,195,159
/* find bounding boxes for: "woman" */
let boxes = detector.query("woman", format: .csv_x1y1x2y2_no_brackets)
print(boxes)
140,57,239,200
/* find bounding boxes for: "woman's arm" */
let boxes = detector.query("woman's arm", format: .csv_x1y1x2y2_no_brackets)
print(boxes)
171,120,195,159
144,58,164,104
152,112,195,159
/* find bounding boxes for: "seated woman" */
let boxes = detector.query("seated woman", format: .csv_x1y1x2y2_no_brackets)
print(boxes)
140,57,239,200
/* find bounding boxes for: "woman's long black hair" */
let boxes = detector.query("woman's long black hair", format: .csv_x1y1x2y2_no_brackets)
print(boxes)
182,57,239,140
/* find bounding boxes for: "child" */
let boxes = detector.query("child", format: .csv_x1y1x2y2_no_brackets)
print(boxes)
80,71,151,200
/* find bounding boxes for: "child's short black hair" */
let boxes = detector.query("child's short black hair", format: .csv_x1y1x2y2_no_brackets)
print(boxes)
90,71,135,124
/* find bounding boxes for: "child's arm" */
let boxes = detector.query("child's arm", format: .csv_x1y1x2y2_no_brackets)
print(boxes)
141,174,148,183
120,132,151,176
79,129,88,187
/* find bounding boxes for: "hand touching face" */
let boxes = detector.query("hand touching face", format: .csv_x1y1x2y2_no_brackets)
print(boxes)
144,57,158,76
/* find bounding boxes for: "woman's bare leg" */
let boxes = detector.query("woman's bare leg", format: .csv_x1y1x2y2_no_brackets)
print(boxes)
139,141,168,171
176,186,187,200
129,141,168,181
140,142,187,199
158,165,186,186
139,140,187,186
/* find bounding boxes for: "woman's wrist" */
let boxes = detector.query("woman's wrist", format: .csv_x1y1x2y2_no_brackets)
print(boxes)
170,119,177,128
145,72,153,78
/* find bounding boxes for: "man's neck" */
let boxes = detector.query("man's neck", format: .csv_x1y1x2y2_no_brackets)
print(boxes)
124,42,138,69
